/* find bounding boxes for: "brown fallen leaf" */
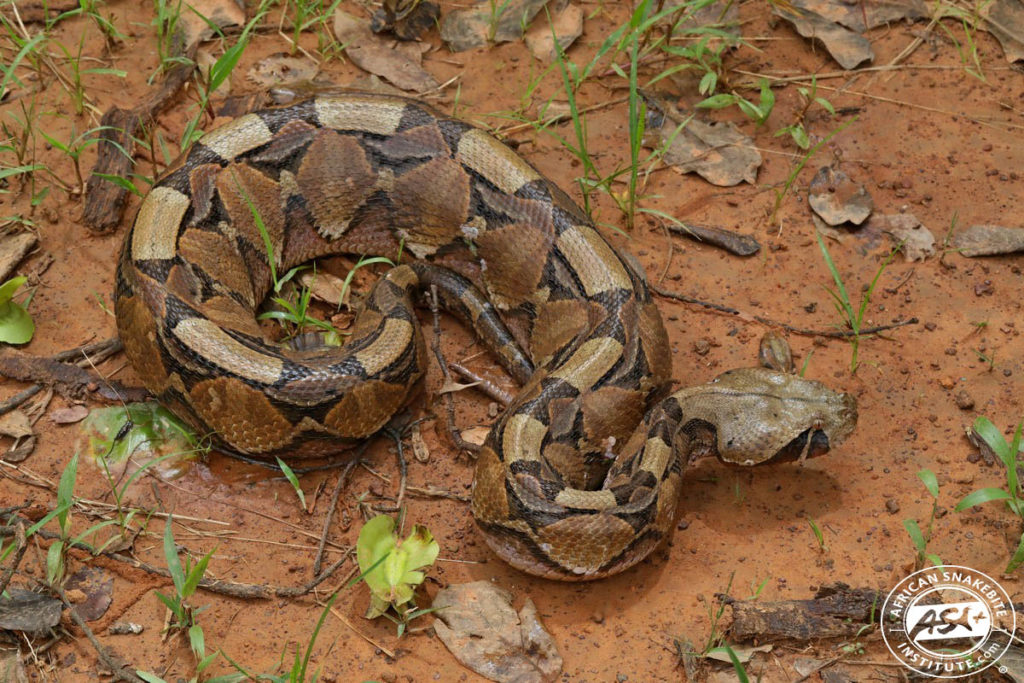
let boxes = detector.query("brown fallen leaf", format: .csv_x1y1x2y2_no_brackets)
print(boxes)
644,93,762,186
0,409,35,463
433,581,562,683
952,224,1024,256
0,588,63,633
790,0,927,32
0,232,37,285
178,0,246,51
441,0,553,52
460,426,491,446
524,3,584,62
808,166,873,226
371,0,440,41
50,404,90,424
981,0,1024,62
773,5,874,70
247,53,320,90
866,213,935,261
66,567,114,622
333,10,439,93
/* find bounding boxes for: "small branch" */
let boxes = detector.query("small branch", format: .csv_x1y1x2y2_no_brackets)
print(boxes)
652,285,918,338
314,459,359,576
428,286,481,455
52,584,146,683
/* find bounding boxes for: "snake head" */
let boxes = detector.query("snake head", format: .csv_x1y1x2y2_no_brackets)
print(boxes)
677,367,858,466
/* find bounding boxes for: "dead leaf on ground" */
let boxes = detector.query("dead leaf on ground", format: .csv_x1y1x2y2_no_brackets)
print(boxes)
178,0,246,51
441,0,553,52
371,0,440,41
49,404,90,424
644,94,761,186
460,426,491,446
0,409,35,463
524,3,584,62
981,0,1024,62
866,213,935,261
439,380,481,394
297,270,348,307
66,567,114,622
333,10,439,93
952,224,1024,256
791,0,927,32
705,643,773,664
0,232,37,285
772,5,874,70
0,589,62,632
247,53,319,90
808,166,873,225
433,581,562,683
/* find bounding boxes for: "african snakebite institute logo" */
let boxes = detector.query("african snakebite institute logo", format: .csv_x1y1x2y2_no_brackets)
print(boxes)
882,565,1016,678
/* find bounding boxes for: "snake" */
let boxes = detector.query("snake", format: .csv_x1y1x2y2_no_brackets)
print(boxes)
115,93,858,580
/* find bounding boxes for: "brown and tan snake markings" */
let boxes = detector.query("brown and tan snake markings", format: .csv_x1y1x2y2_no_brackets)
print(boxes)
116,92,858,580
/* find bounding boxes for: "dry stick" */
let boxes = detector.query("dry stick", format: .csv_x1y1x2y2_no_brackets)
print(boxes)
373,429,408,514
326,604,396,659
448,361,514,406
428,285,481,455
652,285,918,338
313,458,359,576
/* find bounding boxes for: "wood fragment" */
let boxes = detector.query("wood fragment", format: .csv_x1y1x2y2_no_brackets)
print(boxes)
727,583,882,640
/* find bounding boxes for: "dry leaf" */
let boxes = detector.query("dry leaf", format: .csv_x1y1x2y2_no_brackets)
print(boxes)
371,0,440,41
66,567,114,622
0,410,33,439
0,589,62,632
791,0,927,32
333,10,439,93
297,270,347,307
866,213,935,261
461,426,491,446
441,0,554,52
644,94,761,186
50,404,90,424
411,422,430,463
981,0,1024,62
773,5,874,70
440,380,480,394
247,53,319,89
808,166,873,226
952,225,1024,256
524,3,584,62
433,581,562,683
178,0,246,51
0,233,37,285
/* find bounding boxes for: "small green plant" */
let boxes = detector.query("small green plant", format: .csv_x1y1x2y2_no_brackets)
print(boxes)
974,348,996,372
29,454,79,585
773,76,835,149
154,517,216,662
0,276,35,344
955,416,1024,572
286,0,345,56
53,34,127,115
697,78,775,126
807,516,828,552
356,514,439,636
903,468,942,568
276,458,308,511
815,232,898,374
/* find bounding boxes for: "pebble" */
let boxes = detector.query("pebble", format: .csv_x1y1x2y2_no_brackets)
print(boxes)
885,499,901,514
108,622,144,635
693,340,710,356
955,390,975,410
939,376,955,390
591,612,604,624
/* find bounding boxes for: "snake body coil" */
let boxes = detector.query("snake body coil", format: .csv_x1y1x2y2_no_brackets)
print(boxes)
116,93,857,580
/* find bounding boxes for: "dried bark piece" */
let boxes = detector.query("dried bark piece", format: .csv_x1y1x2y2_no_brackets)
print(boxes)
433,581,562,682
772,5,874,70
524,3,584,62
981,0,1024,62
808,166,873,226
873,214,935,261
666,223,761,256
644,93,761,186
952,225,1024,256
729,583,881,640
333,10,439,93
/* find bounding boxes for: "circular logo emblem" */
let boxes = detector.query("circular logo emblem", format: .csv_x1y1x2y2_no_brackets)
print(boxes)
881,565,1015,678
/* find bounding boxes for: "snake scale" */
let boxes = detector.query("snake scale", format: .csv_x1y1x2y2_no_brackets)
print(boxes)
115,93,857,580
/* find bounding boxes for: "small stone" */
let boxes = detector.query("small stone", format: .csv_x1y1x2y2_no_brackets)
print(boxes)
693,340,711,356
939,377,955,390
591,612,604,624
885,499,901,514
924,321,937,331
975,280,994,296
955,391,975,410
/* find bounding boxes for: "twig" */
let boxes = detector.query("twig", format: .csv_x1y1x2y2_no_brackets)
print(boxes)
373,428,408,513
326,604,396,659
652,285,918,338
314,459,359,576
428,285,480,454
